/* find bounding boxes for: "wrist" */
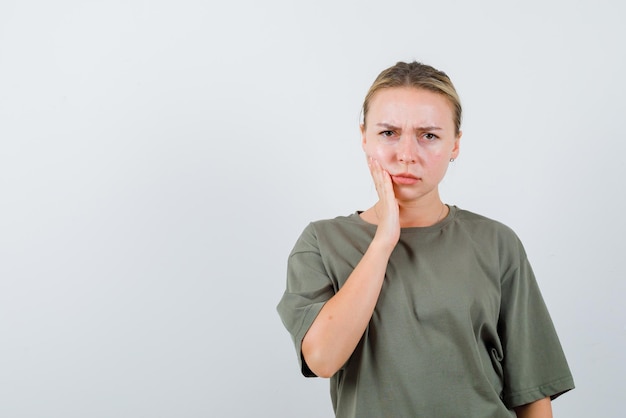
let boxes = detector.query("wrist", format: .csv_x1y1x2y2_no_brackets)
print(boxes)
369,234,397,257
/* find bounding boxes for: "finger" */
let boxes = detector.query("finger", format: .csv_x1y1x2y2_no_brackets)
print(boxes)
369,159,387,195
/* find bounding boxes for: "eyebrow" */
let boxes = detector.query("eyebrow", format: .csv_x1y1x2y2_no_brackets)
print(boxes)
375,122,443,131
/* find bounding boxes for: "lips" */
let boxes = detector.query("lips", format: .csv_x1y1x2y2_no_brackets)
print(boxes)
391,173,419,185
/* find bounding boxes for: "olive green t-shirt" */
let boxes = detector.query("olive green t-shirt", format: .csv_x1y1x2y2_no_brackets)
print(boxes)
277,206,574,417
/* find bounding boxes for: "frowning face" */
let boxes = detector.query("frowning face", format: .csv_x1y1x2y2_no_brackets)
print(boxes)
361,87,461,204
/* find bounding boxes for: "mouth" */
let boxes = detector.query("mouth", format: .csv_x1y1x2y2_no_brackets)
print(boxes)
391,173,420,185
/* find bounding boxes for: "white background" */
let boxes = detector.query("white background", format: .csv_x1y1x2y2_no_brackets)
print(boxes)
1,1,624,417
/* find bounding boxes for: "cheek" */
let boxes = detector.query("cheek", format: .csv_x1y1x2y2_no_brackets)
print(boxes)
363,141,389,161
432,153,452,177
429,155,448,172
428,147,450,163
432,150,446,162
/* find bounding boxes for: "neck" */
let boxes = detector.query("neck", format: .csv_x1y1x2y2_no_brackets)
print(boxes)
397,198,447,228
360,193,449,228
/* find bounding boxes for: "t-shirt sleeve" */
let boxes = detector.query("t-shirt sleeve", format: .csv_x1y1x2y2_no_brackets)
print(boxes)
497,230,575,408
277,223,336,377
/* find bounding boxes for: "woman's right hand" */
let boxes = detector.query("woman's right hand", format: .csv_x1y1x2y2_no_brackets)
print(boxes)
301,157,401,378
368,157,401,250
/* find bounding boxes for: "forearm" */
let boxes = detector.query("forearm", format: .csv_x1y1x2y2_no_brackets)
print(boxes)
514,397,552,418
301,239,393,378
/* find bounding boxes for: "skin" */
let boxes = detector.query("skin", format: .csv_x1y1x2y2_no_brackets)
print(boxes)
515,397,553,417
360,87,460,229
301,86,551,415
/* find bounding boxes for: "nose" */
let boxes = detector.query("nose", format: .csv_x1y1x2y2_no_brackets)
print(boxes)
398,136,417,164
399,153,416,164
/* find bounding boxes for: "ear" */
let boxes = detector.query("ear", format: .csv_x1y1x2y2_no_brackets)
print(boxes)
451,130,462,160
360,124,367,151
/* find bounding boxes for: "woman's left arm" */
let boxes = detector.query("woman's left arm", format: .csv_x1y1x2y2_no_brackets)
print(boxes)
513,397,552,418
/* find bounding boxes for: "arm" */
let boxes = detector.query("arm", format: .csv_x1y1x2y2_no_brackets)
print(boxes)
514,397,552,418
302,158,399,378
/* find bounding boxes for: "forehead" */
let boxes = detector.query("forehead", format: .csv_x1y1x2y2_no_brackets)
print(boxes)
367,87,455,127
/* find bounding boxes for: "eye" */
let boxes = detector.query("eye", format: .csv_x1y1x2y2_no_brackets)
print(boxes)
423,133,438,141
380,130,395,137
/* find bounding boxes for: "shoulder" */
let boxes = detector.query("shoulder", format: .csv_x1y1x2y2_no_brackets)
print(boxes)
309,212,365,227
452,207,517,235
449,207,525,251
453,206,507,228
450,207,534,282
306,212,372,236
291,212,371,252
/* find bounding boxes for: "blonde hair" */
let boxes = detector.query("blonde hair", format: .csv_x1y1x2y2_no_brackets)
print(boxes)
362,61,462,135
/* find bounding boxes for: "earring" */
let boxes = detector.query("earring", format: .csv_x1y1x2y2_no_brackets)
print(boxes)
450,158,455,162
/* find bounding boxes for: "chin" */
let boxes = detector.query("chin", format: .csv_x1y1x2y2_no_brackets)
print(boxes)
394,191,423,202
394,186,435,202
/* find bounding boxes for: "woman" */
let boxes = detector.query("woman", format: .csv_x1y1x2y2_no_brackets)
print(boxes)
277,61,574,417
